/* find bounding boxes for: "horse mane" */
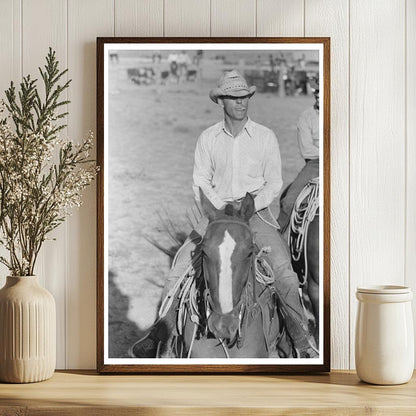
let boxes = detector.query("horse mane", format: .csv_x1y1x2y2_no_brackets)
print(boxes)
146,202,245,261
144,204,202,263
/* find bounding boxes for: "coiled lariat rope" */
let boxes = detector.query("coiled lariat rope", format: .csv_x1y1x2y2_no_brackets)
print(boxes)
288,178,319,286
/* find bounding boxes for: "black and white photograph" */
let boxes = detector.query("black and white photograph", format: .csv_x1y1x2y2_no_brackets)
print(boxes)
97,39,330,373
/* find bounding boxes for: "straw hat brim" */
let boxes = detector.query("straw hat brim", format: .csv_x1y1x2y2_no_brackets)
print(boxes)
209,86,256,103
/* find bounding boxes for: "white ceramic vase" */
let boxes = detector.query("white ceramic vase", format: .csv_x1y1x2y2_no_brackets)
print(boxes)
0,276,56,383
355,285,414,385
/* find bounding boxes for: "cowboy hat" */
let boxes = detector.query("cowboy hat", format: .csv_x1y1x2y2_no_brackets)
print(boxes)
209,70,256,103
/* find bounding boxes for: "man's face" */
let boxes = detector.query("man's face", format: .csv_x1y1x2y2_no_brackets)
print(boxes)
219,95,250,121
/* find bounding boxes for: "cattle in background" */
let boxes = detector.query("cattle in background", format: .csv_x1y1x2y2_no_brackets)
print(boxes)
127,68,156,85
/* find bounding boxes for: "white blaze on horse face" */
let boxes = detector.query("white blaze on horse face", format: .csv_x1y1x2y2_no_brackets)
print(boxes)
218,230,236,313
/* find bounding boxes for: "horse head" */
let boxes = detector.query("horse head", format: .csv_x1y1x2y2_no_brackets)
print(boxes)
199,190,255,343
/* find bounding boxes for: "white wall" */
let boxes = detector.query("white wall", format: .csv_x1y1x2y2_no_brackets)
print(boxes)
0,0,414,370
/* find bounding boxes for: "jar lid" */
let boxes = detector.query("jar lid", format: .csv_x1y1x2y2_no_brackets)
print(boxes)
357,285,411,294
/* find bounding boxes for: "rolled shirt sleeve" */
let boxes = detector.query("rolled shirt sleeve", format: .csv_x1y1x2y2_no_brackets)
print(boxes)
297,107,319,160
253,131,283,212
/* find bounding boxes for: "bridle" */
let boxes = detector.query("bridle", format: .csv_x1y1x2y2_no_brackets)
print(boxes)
201,218,256,346
181,216,282,358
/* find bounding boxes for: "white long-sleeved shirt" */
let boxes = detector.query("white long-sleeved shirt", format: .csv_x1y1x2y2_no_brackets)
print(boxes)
297,106,319,160
192,118,283,212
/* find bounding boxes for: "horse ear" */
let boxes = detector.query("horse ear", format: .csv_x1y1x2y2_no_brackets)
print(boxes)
239,193,255,221
199,188,217,220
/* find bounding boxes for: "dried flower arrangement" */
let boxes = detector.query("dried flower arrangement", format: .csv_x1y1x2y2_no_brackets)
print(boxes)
0,48,96,276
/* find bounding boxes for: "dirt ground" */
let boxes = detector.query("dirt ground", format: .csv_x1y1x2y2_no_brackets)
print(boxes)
107,57,315,357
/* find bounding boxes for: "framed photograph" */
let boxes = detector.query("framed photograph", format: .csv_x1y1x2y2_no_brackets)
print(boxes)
97,37,330,373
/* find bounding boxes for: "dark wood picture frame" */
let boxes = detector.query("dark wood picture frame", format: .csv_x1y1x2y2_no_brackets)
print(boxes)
97,37,330,374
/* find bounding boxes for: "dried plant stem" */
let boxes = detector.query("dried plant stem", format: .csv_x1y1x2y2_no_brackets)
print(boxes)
0,48,96,276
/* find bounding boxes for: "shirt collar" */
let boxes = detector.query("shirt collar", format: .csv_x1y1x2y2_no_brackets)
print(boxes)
216,117,253,138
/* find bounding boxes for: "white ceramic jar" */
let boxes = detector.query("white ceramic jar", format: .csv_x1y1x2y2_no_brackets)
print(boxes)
355,285,414,385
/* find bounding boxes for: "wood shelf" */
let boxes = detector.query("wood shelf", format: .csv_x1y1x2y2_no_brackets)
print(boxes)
0,370,415,415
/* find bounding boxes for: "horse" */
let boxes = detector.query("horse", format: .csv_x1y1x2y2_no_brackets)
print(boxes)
161,192,293,358
280,178,320,344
